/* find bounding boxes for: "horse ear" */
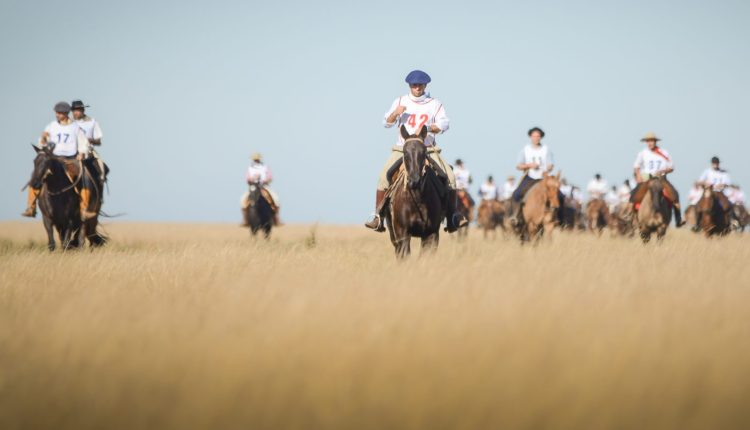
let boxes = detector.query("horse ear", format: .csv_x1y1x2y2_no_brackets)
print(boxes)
419,125,428,139
32,144,41,153
400,125,410,140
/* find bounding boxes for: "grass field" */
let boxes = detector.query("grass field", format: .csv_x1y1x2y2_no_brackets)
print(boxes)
1,221,749,430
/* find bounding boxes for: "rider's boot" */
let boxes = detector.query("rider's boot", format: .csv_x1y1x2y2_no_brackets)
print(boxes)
445,189,468,233
22,187,40,218
365,190,387,232
673,203,685,228
79,188,97,221
507,200,521,226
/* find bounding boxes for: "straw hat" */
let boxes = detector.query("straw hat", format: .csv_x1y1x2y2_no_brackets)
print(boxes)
640,132,661,142
250,153,262,161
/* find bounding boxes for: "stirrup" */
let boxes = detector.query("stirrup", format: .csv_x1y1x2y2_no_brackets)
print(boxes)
365,214,385,232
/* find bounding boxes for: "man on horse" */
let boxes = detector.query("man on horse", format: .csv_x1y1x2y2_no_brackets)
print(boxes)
698,156,733,212
22,102,92,219
364,70,467,232
507,127,561,226
479,175,500,201
629,132,685,227
454,158,475,212
243,153,281,226
501,175,516,201
586,173,608,200
71,100,108,216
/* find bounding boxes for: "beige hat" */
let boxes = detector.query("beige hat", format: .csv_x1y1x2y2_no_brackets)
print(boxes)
250,152,262,161
640,132,661,142
507,175,515,181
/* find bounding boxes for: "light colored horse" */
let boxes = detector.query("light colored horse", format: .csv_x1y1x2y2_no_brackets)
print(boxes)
520,172,561,243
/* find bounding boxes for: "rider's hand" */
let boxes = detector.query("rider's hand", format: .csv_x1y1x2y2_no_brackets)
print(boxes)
76,153,84,161
529,163,540,169
429,124,441,133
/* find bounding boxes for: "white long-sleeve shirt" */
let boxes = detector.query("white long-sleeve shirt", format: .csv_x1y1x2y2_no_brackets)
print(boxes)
688,186,703,205
246,162,273,184
699,168,731,190
454,166,471,190
587,179,609,199
384,93,449,147
40,120,89,157
501,181,516,200
479,182,499,200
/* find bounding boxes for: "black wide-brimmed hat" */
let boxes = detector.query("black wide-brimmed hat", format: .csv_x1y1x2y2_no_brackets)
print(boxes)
528,127,545,138
71,100,89,110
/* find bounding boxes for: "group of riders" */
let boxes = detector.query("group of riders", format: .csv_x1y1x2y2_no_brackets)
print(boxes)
23,100,107,221
361,70,747,236
24,71,745,239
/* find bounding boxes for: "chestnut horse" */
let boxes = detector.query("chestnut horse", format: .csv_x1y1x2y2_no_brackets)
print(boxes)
519,172,561,243
585,198,610,235
385,126,445,258
696,186,731,237
477,199,506,239
635,178,672,243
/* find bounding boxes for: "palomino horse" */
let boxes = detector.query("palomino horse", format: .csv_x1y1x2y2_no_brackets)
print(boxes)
477,199,506,239
635,178,672,243
585,198,610,235
243,182,274,239
385,126,445,258
27,145,106,250
518,172,561,243
696,186,731,237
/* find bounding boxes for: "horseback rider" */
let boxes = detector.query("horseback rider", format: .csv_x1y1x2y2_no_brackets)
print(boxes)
71,100,107,216
22,102,92,219
586,173,608,200
501,175,516,201
617,179,632,206
507,127,559,225
629,132,684,227
605,186,619,212
364,70,467,232
454,158,475,209
479,175,500,201
244,153,281,226
697,156,733,213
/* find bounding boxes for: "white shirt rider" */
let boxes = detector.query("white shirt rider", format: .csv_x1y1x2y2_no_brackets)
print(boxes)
634,147,673,179
501,179,516,200
617,183,632,204
246,162,272,185
699,168,731,191
479,181,499,200
454,165,471,190
587,177,609,199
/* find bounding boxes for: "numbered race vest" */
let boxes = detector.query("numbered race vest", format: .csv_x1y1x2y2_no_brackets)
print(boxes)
634,148,672,177
393,95,445,147
46,121,81,157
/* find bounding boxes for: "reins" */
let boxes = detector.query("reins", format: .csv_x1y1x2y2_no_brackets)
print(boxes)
45,157,84,196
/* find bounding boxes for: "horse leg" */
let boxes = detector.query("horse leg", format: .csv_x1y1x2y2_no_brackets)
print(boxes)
640,229,651,244
43,216,56,252
394,236,410,259
420,232,439,255
84,217,106,247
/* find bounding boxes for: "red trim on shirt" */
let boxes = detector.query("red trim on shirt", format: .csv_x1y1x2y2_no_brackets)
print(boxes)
651,148,671,162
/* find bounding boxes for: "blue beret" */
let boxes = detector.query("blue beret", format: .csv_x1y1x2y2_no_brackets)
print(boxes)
405,70,431,85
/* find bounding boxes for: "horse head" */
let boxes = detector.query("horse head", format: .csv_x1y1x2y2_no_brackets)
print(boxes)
28,144,54,188
400,125,428,190
543,171,562,209
247,182,262,207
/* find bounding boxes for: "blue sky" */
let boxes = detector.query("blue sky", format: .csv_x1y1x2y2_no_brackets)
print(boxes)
1,0,748,223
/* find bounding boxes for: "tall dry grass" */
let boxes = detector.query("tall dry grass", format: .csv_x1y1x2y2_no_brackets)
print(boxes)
1,221,749,429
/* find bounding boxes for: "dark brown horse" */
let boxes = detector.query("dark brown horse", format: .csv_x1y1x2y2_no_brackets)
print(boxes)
696,186,731,237
243,182,274,239
635,178,672,243
585,198,610,235
27,145,105,250
385,126,445,258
